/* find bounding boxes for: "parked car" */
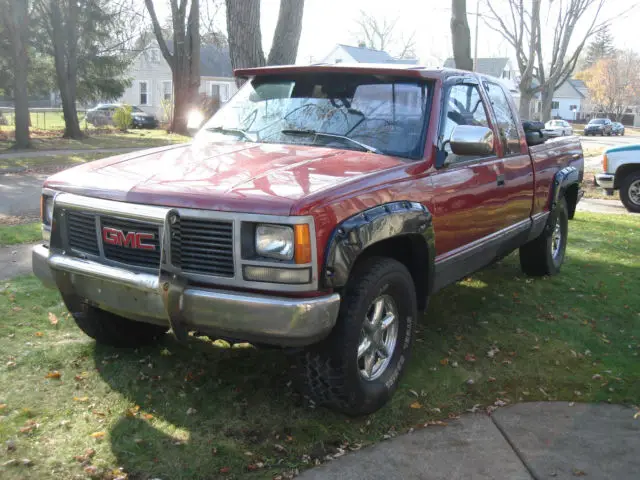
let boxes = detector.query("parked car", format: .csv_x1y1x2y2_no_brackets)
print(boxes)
611,122,625,136
544,119,573,137
583,118,613,136
595,145,640,212
33,65,584,415
85,104,157,129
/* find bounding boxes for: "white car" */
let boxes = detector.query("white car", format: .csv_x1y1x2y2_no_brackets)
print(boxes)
544,120,573,137
595,145,640,213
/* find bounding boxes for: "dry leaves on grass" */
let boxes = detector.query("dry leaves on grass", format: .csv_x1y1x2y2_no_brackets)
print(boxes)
90,431,106,440
464,353,477,362
73,396,89,402
45,371,61,379
48,312,59,326
125,405,140,417
409,401,422,409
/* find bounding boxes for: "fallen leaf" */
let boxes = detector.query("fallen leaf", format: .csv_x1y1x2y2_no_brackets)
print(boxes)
487,346,500,358
186,407,197,415
592,374,602,380
219,466,231,473
572,469,587,476
73,396,89,402
464,353,477,362
424,420,448,427
45,371,61,379
160,348,172,356
48,312,59,326
85,448,96,458
440,357,449,366
12,306,22,312
634,410,639,419
409,401,422,409
126,405,140,417
7,361,17,369
488,377,497,383
34,332,44,337
84,465,98,476
90,431,106,439
0,404,6,410
142,413,154,420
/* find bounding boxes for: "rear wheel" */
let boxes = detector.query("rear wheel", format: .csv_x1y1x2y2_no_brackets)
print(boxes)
520,197,569,276
295,257,417,415
619,171,640,213
63,294,168,347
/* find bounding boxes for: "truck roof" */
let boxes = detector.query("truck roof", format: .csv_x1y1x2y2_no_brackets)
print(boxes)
234,63,487,82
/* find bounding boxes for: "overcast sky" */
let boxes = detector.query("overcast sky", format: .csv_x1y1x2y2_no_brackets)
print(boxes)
149,0,640,66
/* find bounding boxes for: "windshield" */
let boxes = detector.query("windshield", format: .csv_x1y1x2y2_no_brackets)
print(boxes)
590,119,606,125
198,73,430,158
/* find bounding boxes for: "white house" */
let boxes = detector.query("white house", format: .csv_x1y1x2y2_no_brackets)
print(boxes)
549,79,587,120
320,44,418,65
119,41,238,120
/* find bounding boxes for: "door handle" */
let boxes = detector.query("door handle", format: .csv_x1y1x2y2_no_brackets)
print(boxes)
497,174,505,186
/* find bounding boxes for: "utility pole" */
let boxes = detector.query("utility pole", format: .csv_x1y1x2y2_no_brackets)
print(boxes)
473,0,479,71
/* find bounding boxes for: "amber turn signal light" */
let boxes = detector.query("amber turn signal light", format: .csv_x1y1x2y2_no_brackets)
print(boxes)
294,224,312,264
602,153,608,172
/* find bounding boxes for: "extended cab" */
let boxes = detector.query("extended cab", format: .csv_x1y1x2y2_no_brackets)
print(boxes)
33,65,584,415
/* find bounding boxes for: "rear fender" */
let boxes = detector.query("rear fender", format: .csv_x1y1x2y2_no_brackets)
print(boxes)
551,166,580,218
322,201,435,293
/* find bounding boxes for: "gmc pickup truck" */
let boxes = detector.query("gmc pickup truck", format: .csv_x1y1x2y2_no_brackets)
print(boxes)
33,65,584,415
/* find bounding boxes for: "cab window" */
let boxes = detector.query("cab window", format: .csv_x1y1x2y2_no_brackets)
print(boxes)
483,82,522,156
440,84,492,164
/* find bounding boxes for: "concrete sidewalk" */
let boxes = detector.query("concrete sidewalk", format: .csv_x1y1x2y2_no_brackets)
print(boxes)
0,243,36,280
299,402,640,480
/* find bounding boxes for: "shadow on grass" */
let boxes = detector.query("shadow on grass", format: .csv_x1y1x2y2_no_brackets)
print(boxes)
92,252,640,478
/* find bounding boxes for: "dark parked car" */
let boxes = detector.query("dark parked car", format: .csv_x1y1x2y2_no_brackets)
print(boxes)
611,122,625,136
583,118,612,136
85,104,157,129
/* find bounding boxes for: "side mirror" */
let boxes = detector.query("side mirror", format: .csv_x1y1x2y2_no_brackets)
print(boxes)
449,125,495,156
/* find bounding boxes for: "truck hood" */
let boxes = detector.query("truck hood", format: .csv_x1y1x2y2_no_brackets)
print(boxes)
44,140,405,215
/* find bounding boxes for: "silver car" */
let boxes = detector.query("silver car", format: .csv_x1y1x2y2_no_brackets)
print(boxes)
543,120,573,137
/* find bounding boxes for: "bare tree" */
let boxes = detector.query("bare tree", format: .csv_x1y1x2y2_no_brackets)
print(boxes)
485,0,607,121
145,0,200,134
1,0,30,148
354,11,417,59
451,0,473,71
225,0,305,70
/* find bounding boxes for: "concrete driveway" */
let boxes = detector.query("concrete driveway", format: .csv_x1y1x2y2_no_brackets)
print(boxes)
0,172,46,221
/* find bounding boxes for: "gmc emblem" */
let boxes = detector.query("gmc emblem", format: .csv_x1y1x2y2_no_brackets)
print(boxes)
102,227,156,251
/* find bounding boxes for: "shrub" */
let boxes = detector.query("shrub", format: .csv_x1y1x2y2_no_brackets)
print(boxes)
112,104,133,132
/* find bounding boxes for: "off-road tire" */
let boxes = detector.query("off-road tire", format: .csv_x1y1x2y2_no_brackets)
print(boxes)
295,257,417,415
63,294,167,347
519,197,569,276
619,171,640,213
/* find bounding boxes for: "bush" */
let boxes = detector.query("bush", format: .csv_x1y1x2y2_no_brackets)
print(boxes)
112,104,133,132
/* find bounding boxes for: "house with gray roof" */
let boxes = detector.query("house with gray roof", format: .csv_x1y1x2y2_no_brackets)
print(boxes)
321,44,418,65
118,40,237,120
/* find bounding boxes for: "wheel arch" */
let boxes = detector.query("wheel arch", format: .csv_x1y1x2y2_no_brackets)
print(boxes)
322,202,435,312
614,163,640,189
551,166,580,219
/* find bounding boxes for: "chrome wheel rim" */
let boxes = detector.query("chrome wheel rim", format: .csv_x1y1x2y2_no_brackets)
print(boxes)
551,219,562,259
629,180,640,206
357,294,399,381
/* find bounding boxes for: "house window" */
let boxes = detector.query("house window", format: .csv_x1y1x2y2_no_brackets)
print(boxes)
210,83,230,102
162,81,172,102
551,101,560,110
139,81,149,105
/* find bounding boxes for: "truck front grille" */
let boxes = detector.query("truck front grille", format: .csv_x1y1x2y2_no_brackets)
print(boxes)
101,216,161,269
171,217,234,277
67,211,99,255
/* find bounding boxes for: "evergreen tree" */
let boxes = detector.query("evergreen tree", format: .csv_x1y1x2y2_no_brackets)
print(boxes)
585,26,615,68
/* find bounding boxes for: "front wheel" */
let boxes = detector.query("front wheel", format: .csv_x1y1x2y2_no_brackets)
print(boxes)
619,172,640,213
295,257,417,415
519,197,569,276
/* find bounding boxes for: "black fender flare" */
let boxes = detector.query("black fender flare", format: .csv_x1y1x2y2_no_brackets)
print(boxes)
551,166,580,217
322,201,435,299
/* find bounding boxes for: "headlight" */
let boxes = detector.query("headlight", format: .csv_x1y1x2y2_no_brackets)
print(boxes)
41,195,54,225
255,224,294,260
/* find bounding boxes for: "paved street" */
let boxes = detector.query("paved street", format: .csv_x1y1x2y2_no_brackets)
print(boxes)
299,403,640,480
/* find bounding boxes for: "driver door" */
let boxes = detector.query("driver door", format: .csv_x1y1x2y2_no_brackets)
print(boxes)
430,82,507,286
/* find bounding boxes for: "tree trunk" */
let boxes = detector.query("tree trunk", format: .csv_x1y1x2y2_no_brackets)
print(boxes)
450,0,473,71
540,88,554,122
226,0,265,71
50,0,83,139
519,91,534,120
7,0,31,148
267,0,305,65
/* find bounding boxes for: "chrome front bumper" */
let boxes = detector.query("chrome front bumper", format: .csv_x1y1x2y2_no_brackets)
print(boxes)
33,244,340,347
595,173,615,190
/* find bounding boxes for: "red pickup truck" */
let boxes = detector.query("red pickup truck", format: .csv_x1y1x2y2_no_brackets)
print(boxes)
33,64,583,415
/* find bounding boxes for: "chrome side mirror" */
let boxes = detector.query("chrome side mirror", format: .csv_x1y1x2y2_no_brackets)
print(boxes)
449,125,494,156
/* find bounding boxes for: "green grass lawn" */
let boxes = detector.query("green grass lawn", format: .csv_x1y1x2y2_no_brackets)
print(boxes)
0,223,41,245
0,129,190,152
0,212,638,479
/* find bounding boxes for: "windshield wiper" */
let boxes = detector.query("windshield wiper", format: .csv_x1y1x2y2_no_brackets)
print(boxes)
280,129,381,154
206,126,254,142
